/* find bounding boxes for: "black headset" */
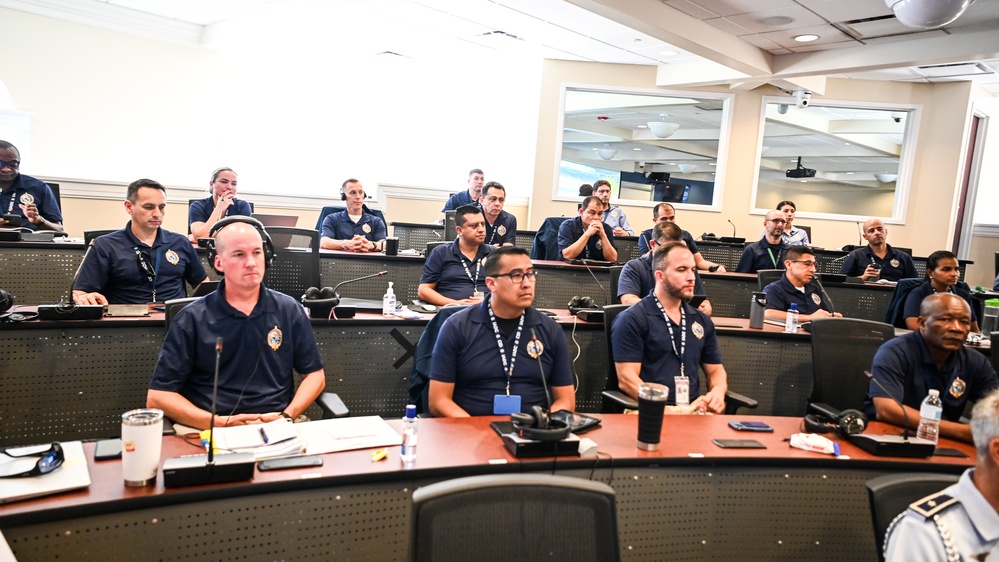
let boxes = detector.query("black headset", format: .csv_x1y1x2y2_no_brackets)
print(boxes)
510,406,571,442
206,216,275,275
340,187,366,201
567,296,598,315
0,288,12,315
0,289,39,322
803,408,868,438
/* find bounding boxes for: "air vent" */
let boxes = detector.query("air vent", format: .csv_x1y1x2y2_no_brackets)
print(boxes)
914,61,994,78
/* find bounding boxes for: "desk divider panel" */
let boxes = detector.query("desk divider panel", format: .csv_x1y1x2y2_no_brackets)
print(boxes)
0,246,85,304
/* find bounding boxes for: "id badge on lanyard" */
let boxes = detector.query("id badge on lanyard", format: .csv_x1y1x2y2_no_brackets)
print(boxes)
674,376,690,406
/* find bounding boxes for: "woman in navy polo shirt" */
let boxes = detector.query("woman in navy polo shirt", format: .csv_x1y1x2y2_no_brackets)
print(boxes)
903,250,980,333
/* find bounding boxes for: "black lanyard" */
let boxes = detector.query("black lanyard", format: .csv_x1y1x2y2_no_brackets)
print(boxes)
459,251,481,287
653,296,686,379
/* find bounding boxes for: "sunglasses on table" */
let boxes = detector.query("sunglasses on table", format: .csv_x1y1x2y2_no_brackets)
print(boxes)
0,442,64,478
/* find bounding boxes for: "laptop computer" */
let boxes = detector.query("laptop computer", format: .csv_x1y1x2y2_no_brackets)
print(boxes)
0,441,90,504
251,214,298,228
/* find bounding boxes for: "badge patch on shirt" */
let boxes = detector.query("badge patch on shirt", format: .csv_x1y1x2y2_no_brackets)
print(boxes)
611,210,618,217
950,376,966,399
19,193,34,205
526,339,544,359
812,293,822,305
165,249,179,265
595,239,603,250
890,259,900,268
497,225,506,236
691,321,704,339
267,325,283,351
362,223,371,233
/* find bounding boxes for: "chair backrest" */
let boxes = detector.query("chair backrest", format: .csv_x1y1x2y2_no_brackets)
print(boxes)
411,473,620,562
164,297,199,329
530,216,570,260
83,229,117,246
757,269,784,291
425,241,447,257
608,266,624,304
883,278,924,328
314,205,387,232
408,305,468,414
263,227,320,299
992,331,999,375
443,211,457,241
865,472,959,562
602,304,632,411
46,182,62,212
809,317,894,410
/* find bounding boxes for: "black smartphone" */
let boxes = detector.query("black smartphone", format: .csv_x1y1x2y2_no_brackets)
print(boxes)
94,438,123,460
933,447,969,458
687,295,706,308
257,455,323,471
712,439,766,449
728,421,774,432
2,214,22,227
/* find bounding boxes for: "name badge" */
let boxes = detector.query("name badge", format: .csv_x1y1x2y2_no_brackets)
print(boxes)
674,376,690,406
494,394,522,415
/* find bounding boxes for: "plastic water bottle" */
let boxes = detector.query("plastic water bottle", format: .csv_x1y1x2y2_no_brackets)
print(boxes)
916,389,942,444
401,404,418,462
382,281,396,317
784,303,799,333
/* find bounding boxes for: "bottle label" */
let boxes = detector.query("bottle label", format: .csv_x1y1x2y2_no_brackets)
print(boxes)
920,404,942,420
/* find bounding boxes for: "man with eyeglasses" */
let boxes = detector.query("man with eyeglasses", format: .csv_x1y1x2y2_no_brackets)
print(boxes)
619,220,712,315
428,247,575,417
558,196,618,262
0,140,64,232
478,181,517,247
839,218,917,281
638,203,725,272
419,204,494,306
736,210,791,274
763,246,840,321
74,179,208,305
593,179,634,236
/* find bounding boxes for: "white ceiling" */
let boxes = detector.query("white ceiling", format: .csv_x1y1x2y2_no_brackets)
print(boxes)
3,0,998,93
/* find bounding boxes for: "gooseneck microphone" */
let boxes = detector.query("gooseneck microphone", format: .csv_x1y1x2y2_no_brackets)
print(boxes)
856,222,864,247
812,275,835,315
727,219,737,238
330,271,388,305
842,371,935,458
38,238,105,320
207,337,223,465
530,327,553,411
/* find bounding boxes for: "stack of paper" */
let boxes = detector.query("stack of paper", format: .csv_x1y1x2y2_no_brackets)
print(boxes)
210,419,305,460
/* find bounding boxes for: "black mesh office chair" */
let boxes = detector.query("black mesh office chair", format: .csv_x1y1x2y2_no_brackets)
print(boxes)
263,227,320,300
991,331,999,375
608,265,624,304
161,297,348,420
600,304,757,414
83,229,116,246
408,305,468,415
865,472,959,562
757,269,784,291
808,317,894,411
411,473,620,562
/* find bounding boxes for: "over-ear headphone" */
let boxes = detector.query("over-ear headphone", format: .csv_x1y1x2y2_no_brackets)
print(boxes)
567,296,597,315
0,288,12,315
206,216,275,275
0,311,39,323
510,405,571,442
340,188,367,201
803,404,868,438
301,286,339,318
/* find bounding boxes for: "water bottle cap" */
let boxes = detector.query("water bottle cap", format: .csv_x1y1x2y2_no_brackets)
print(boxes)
789,303,798,311
928,389,940,397
405,404,417,418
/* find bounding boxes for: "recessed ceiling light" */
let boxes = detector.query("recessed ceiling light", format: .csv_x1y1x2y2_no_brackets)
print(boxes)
846,172,854,175
659,50,679,57
794,34,819,42
637,124,648,128
800,179,808,182
760,16,794,26
633,148,642,151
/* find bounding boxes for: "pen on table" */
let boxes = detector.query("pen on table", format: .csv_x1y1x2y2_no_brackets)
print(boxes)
371,448,388,462
259,427,270,444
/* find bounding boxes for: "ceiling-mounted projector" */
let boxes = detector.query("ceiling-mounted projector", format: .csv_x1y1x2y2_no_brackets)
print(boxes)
786,157,816,179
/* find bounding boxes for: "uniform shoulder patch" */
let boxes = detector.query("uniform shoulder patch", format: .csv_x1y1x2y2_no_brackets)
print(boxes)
909,492,958,519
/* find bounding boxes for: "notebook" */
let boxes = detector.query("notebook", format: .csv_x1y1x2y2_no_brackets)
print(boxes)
0,441,91,504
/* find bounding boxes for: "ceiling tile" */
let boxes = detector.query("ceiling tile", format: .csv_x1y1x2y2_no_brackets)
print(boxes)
725,5,827,33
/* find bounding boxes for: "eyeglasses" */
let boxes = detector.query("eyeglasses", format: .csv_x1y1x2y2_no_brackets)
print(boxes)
490,270,539,283
135,249,155,279
790,260,817,268
0,160,20,169
0,442,64,478
767,219,787,225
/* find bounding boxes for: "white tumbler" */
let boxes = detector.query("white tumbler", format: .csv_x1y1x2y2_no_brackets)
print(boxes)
121,408,164,487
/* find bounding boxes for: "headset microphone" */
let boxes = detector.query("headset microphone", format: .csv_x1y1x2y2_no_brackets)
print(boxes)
508,327,570,442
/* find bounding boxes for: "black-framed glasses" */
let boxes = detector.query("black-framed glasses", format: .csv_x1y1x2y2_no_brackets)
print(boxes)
490,270,539,283
790,260,817,268
0,442,64,478
135,249,155,279
0,160,20,169
767,218,787,225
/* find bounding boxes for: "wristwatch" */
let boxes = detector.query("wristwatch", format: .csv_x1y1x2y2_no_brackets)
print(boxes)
280,412,293,421
708,265,721,272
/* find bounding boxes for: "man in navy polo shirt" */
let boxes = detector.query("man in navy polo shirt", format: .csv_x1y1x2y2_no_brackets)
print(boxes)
148,219,326,430
0,140,63,232
428,247,575,417
839,218,917,281
73,179,208,305
637,203,725,272
736,210,789,273
618,221,711,315
419,205,494,305
612,242,730,413
436,168,484,223
479,181,517,247
557,196,618,262
865,293,999,443
189,167,253,240
320,178,387,252
763,245,840,322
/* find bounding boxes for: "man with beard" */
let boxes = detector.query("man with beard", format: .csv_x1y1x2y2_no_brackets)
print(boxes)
419,205,493,305
736,210,789,273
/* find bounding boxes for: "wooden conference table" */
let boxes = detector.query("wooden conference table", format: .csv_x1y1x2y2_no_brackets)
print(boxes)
0,415,975,562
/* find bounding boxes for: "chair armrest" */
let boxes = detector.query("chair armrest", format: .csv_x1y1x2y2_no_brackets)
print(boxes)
317,392,350,419
601,390,638,410
724,390,758,415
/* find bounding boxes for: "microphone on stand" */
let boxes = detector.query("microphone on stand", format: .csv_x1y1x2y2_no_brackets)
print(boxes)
38,237,106,320
856,222,864,247
728,219,737,238
720,220,744,244
844,371,935,458
163,336,256,487
811,275,835,316
329,271,388,306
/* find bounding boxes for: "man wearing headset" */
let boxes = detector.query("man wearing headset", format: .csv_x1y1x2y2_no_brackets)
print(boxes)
73,179,208,305
479,180,517,247
148,218,326,430
320,178,387,252
428,247,575,417
189,167,253,240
